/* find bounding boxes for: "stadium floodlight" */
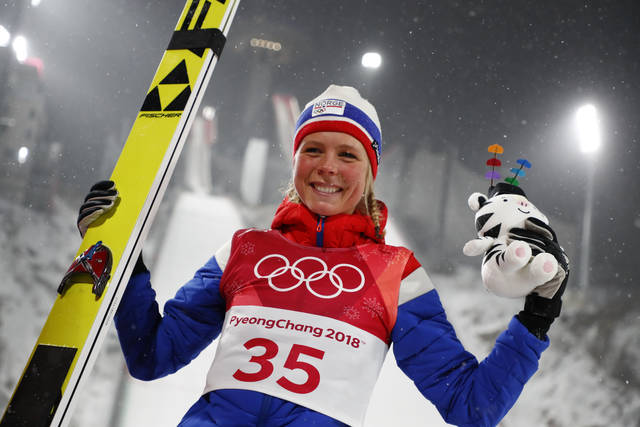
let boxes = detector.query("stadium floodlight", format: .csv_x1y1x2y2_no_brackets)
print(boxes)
361,52,381,69
575,104,601,154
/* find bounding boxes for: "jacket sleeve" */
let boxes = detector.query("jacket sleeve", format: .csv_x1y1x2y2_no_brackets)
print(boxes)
391,287,549,427
114,255,227,380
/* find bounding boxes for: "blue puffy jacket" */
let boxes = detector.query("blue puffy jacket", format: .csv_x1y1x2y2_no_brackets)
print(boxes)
114,252,548,427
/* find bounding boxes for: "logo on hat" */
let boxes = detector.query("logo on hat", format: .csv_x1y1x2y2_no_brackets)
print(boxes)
371,139,381,164
312,99,346,117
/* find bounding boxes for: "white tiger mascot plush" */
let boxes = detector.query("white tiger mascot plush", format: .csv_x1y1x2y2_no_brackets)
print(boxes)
463,182,559,298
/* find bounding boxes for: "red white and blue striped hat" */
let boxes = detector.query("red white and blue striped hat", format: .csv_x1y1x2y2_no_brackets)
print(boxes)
293,85,382,178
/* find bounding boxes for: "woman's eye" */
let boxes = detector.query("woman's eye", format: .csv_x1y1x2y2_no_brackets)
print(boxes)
304,147,321,153
340,151,357,159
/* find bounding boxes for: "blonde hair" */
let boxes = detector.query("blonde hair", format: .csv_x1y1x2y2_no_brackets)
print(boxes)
284,165,385,239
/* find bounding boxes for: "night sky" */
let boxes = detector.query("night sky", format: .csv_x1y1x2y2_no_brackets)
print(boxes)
4,0,640,289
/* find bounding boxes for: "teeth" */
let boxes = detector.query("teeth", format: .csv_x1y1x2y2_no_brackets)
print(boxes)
314,185,340,193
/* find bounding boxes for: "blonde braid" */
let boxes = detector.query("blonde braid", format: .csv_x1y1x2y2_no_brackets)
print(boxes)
367,189,385,240
284,182,301,204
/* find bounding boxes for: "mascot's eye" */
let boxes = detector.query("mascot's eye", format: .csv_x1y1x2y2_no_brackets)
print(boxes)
503,198,508,202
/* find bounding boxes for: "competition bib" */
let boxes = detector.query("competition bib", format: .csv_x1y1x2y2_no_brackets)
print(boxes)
203,305,388,426
203,229,413,426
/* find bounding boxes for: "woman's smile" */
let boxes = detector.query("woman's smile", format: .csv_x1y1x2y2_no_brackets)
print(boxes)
310,183,342,194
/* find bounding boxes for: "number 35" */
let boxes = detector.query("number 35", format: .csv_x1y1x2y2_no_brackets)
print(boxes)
232,338,325,394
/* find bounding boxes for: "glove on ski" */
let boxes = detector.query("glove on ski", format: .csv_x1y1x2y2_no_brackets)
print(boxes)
77,180,119,237
76,180,148,275
509,217,570,339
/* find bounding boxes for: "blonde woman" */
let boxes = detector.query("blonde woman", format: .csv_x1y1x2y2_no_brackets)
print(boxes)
79,85,568,426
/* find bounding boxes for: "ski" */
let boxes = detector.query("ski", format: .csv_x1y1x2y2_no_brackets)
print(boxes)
0,1,240,426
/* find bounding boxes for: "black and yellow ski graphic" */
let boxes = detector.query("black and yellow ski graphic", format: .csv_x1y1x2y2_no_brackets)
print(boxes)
1,1,239,426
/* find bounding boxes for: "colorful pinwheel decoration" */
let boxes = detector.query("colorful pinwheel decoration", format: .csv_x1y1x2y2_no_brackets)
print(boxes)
485,144,503,186
505,158,532,186
483,144,531,187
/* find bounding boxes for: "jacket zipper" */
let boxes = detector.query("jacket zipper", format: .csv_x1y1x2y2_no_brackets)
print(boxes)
259,217,322,424
256,394,272,427
316,216,326,247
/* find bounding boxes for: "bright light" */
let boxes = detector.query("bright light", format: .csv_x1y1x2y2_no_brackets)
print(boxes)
361,52,382,69
575,104,601,153
202,106,216,120
0,25,10,47
31,0,42,6
12,35,28,62
18,146,29,164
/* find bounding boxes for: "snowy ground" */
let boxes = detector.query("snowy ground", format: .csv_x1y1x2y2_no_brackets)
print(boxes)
1,194,639,426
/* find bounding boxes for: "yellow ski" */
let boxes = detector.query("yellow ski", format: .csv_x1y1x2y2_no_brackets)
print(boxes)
1,1,240,425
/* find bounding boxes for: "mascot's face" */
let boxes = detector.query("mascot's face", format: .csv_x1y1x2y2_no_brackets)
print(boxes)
468,192,549,239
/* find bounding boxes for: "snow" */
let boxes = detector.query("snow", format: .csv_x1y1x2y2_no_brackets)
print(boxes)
1,193,639,426
0,198,78,415
117,192,243,426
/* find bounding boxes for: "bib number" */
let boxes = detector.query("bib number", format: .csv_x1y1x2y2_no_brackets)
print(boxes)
232,338,325,394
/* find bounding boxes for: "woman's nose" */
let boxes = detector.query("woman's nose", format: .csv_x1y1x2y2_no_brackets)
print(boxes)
317,155,338,174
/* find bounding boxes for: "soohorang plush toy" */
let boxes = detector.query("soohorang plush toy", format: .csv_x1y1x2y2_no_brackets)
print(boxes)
463,148,559,298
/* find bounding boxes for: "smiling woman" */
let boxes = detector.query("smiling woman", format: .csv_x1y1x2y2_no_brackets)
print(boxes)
69,83,571,427
2,1,639,425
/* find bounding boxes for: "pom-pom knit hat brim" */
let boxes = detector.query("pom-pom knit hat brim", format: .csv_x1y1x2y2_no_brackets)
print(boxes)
293,85,382,178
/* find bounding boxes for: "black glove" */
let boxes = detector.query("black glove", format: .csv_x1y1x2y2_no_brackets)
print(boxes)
509,217,570,339
77,180,119,237
77,180,149,276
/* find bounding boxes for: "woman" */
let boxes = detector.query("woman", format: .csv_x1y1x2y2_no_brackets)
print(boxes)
79,85,568,426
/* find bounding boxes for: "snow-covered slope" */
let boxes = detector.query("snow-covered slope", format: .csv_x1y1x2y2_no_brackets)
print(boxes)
1,196,639,426
0,198,77,412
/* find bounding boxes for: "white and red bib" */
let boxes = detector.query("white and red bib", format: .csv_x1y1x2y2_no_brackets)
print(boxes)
203,229,413,426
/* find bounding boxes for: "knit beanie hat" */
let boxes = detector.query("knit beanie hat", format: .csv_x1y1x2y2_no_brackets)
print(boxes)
293,85,382,178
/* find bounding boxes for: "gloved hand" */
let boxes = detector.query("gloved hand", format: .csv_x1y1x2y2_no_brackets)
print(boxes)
509,217,570,339
77,180,119,237
77,180,148,275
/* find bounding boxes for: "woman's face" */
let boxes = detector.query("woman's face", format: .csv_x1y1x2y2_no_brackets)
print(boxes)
293,131,369,216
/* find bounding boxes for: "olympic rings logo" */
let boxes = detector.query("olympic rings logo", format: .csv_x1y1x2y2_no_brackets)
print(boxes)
254,254,365,299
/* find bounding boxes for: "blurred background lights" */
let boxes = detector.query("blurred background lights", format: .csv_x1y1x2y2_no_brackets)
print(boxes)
250,38,282,51
17,146,29,164
202,105,216,120
12,35,28,62
0,25,10,47
361,52,382,69
31,0,42,6
575,104,601,153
